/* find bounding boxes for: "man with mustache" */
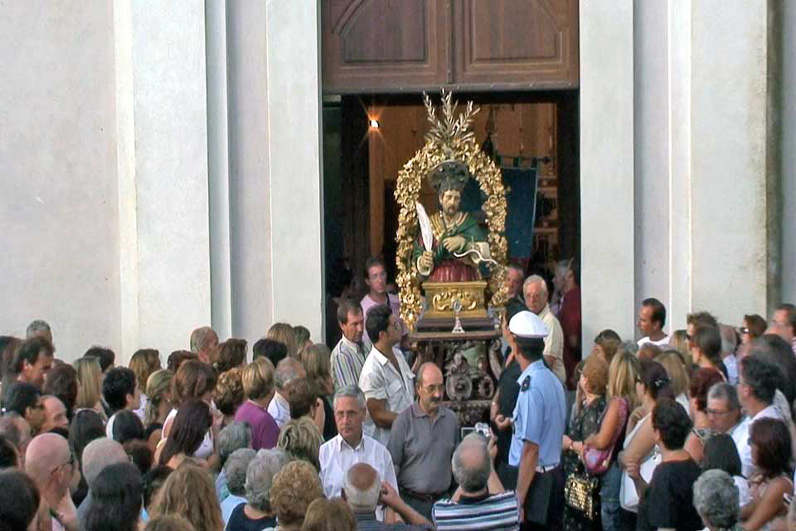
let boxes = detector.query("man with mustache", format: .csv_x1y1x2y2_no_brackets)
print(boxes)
387,362,460,520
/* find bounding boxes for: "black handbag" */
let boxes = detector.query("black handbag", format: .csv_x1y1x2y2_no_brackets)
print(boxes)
564,464,600,520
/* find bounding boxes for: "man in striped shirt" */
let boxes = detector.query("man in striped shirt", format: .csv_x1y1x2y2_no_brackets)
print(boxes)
432,434,519,530
331,298,371,391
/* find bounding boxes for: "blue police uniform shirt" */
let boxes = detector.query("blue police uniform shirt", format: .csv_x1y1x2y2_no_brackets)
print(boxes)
509,359,567,468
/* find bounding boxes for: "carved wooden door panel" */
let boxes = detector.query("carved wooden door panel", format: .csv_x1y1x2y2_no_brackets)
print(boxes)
452,0,578,89
322,0,450,92
322,0,579,93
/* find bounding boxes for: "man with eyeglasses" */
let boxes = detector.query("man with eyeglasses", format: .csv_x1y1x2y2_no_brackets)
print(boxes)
388,362,460,519
359,304,415,447
706,382,745,444
733,355,786,478
767,303,796,357
25,433,80,531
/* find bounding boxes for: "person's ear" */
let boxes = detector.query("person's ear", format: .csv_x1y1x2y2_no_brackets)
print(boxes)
125,393,134,407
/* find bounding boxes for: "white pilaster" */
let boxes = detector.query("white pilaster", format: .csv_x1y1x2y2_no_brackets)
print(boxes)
580,0,636,342
689,1,770,322
115,0,212,359
265,0,325,340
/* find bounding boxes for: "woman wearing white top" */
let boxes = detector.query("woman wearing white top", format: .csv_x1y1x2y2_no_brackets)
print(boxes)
618,360,675,514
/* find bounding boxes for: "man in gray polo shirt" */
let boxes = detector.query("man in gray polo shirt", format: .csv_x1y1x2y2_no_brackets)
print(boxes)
387,362,460,519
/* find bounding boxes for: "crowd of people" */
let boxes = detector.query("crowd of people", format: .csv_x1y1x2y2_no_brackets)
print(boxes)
1,256,796,531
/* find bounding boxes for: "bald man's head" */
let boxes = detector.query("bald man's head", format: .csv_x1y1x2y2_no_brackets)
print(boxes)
452,434,491,494
25,433,71,486
416,362,444,416
343,463,380,513
82,437,127,489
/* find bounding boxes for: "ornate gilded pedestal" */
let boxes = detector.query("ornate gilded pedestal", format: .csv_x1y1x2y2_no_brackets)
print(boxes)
411,328,504,426
422,281,488,319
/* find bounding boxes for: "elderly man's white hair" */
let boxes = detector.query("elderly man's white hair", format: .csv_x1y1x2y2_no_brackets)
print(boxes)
26,320,51,339
522,274,548,295
343,462,381,513
224,448,257,497
274,357,304,391
190,326,217,353
81,437,128,489
693,469,740,529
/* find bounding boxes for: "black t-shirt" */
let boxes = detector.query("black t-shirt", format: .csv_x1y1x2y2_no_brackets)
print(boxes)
226,503,277,531
637,458,703,531
493,359,521,466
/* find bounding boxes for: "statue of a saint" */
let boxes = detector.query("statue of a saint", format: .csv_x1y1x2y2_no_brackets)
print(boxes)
414,160,493,282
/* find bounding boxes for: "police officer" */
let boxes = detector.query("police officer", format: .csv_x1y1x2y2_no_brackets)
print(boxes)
508,311,567,531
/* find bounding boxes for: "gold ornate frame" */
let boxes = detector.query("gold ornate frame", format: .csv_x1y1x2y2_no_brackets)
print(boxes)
394,92,510,331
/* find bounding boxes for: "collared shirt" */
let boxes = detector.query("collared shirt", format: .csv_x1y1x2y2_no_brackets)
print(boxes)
432,491,520,530
331,335,371,391
319,433,398,499
266,392,290,428
734,404,783,478
637,334,671,347
359,346,415,447
234,400,280,450
354,511,431,530
537,304,566,383
509,359,566,468
387,403,460,494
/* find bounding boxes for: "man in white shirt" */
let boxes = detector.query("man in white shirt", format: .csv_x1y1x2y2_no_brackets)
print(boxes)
734,355,786,478
359,304,415,447
360,257,408,347
319,385,398,503
636,298,670,347
719,324,739,385
522,275,566,384
268,357,305,428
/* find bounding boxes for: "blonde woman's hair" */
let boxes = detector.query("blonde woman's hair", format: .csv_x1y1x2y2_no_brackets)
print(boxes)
150,463,223,531
145,370,174,426
655,350,690,398
669,330,693,370
241,358,275,401
269,461,324,528
607,348,640,409
73,357,103,409
267,323,298,359
301,343,334,396
277,416,323,472
130,349,162,392
302,498,356,531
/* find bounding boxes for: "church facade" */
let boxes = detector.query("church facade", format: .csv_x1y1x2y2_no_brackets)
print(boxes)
1,1,794,362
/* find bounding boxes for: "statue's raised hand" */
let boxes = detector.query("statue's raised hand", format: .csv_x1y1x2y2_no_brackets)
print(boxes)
442,235,466,253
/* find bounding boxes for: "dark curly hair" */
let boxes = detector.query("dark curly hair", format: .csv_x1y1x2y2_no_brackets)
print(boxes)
652,398,692,450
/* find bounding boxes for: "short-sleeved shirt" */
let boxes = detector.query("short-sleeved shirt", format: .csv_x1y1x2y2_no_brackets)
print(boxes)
319,433,398,500
234,400,279,450
387,403,460,494
354,512,431,530
359,346,415,447
432,491,520,530
636,459,703,531
537,304,566,383
330,335,370,391
509,359,566,468
226,503,276,531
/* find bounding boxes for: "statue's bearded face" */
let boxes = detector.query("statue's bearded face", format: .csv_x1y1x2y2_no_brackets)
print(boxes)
439,189,462,217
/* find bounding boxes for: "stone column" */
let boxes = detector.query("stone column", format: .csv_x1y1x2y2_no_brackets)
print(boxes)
579,0,636,341
264,0,325,340
114,0,212,359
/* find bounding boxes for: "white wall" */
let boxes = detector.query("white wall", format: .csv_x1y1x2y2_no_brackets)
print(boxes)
0,2,121,360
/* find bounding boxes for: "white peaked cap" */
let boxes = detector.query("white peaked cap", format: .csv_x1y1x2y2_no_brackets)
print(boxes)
508,311,549,339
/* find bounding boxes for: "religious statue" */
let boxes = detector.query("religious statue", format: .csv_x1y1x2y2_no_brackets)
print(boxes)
413,157,494,282
394,90,511,331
